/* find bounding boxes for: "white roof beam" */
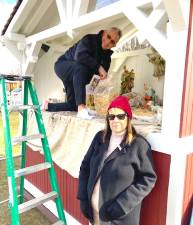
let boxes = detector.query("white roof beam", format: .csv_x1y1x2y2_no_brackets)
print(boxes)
3,40,22,62
23,0,53,34
112,48,153,59
3,32,25,42
73,0,90,17
56,0,75,38
27,42,42,58
152,0,164,9
134,0,152,8
163,0,188,31
122,0,168,59
26,1,122,44
148,9,168,29
56,0,67,23
71,1,123,29
47,43,68,53
23,42,42,75
66,0,75,38
6,0,38,34
26,24,67,44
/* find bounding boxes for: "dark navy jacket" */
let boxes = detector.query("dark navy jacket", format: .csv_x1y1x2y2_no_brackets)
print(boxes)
57,31,113,75
77,131,157,225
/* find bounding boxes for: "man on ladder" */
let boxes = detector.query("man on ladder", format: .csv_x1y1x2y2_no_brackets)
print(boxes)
0,74,67,225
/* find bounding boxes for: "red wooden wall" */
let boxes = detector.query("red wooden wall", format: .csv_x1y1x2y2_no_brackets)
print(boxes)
181,153,193,225
180,1,193,225
180,0,193,137
140,151,170,225
26,147,170,225
25,147,88,225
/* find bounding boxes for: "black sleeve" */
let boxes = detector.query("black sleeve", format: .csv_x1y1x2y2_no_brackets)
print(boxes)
101,53,112,72
74,35,100,74
100,144,157,221
77,132,100,200
79,200,90,220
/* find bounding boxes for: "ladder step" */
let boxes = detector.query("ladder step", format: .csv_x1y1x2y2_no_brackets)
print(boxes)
0,154,22,161
15,162,51,178
0,198,10,205
8,105,38,112
18,191,58,214
53,221,65,225
0,194,21,205
12,134,44,145
0,74,31,81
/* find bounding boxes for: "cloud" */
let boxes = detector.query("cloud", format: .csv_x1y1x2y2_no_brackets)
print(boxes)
0,3,14,32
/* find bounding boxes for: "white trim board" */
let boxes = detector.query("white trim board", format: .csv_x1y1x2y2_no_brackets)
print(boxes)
24,180,81,225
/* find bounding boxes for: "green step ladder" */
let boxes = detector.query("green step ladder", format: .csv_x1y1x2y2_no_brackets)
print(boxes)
0,75,67,225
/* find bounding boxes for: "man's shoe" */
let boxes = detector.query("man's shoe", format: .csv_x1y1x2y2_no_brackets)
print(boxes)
77,108,94,120
41,100,49,111
87,108,97,116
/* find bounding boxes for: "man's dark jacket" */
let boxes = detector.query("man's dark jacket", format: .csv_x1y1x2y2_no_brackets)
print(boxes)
77,131,157,225
57,30,113,75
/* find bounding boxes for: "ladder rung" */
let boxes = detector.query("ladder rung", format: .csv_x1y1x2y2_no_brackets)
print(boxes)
18,191,58,214
8,105,38,112
15,162,51,178
12,134,44,145
0,198,9,205
53,221,64,225
0,154,22,161
0,75,31,81
0,194,21,205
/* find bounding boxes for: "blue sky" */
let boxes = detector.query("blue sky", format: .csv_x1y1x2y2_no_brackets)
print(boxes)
0,0,16,4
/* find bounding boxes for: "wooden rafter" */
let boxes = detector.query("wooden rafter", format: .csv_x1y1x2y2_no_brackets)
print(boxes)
122,0,168,59
73,0,90,17
134,0,152,9
56,0,67,23
148,9,168,29
26,24,66,44
4,33,25,42
23,42,42,75
163,0,188,31
23,0,53,34
26,1,122,44
3,39,22,62
6,0,38,34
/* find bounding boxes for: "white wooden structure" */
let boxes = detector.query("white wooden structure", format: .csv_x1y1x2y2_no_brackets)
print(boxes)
1,1,192,225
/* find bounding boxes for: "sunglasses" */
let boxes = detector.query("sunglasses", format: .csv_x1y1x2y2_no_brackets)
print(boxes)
107,34,116,46
108,113,127,120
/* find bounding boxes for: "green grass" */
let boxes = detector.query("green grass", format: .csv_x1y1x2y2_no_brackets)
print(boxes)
0,112,20,156
0,112,51,224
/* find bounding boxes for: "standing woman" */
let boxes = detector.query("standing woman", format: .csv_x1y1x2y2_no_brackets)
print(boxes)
77,96,157,225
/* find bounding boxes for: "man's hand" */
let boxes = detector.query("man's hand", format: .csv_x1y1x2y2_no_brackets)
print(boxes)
98,65,107,80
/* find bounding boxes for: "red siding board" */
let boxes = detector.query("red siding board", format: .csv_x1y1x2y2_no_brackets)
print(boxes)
25,147,88,225
140,151,170,225
26,147,170,225
182,154,193,225
180,0,193,137
180,1,193,224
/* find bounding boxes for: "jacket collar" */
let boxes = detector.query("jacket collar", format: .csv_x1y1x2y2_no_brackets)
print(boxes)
104,142,128,164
